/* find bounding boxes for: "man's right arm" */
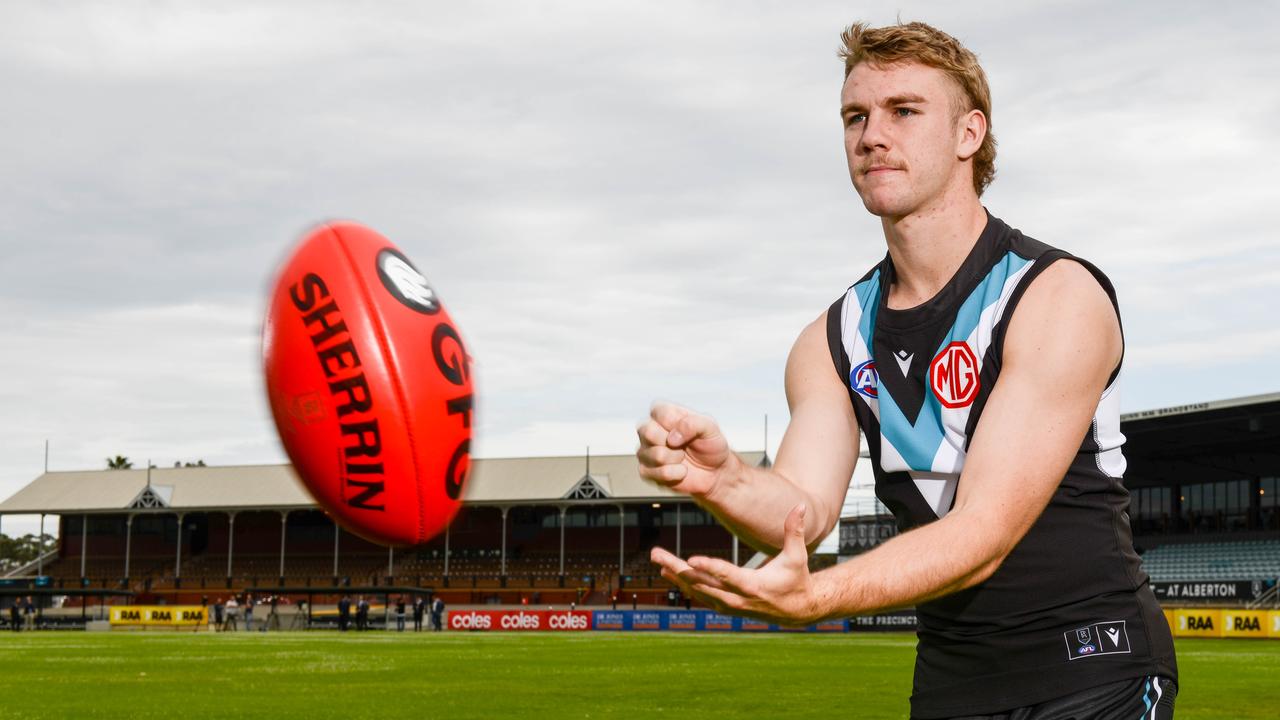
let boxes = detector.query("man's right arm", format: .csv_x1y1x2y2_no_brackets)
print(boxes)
637,309,860,555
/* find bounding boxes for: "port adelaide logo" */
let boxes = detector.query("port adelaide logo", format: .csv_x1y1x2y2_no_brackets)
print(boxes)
377,248,440,314
930,341,979,408
850,360,879,399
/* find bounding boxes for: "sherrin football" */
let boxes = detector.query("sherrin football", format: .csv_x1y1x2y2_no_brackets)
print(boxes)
263,221,473,547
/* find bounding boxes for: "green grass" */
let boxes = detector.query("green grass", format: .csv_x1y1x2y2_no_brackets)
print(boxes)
0,632,1275,719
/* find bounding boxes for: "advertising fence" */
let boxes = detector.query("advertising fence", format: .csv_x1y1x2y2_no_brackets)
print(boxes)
1165,608,1280,639
109,605,207,629
440,608,1280,639
446,609,593,632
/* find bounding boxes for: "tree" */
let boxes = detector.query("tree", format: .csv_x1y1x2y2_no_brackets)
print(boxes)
106,455,132,470
0,533,56,573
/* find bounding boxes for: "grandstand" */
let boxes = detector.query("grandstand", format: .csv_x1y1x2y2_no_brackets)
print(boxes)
2,392,1277,619
1140,539,1280,582
0,451,795,609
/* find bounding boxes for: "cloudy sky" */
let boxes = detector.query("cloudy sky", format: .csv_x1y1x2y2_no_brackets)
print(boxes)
2,1,1277,538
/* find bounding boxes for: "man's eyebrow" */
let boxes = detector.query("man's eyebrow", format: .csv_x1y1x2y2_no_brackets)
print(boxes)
840,93,930,115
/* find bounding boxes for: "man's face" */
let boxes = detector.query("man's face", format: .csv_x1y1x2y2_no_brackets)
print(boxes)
841,61,970,218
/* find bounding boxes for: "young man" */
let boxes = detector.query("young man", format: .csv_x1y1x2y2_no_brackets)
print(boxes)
640,21,1177,719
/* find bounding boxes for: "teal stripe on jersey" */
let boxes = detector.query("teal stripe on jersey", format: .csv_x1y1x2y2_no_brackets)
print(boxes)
878,251,1032,472
933,251,1032,358
879,377,946,470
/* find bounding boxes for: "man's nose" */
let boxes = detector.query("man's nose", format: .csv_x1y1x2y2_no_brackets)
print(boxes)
859,110,891,154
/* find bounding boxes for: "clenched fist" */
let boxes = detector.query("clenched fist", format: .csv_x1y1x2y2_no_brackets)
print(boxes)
636,402,741,499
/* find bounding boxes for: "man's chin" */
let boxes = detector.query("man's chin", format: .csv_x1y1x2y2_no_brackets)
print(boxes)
859,194,912,219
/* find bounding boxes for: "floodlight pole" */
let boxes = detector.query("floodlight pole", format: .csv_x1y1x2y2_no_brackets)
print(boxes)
443,524,449,577
387,546,393,581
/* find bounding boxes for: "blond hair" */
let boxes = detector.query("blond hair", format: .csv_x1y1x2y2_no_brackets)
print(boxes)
839,21,997,196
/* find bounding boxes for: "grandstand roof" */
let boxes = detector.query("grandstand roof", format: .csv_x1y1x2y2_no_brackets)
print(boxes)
0,452,767,515
1119,391,1280,422
1122,392,1280,487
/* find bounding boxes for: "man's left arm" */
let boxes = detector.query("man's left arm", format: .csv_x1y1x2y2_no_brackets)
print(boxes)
668,260,1123,623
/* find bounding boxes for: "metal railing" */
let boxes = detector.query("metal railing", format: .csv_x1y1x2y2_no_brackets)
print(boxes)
1246,579,1279,610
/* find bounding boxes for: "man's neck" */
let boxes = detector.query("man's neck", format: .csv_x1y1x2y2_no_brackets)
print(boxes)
880,192,989,310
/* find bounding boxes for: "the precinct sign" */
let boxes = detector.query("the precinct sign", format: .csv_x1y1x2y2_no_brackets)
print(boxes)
850,611,918,632
1151,581,1264,602
109,605,207,628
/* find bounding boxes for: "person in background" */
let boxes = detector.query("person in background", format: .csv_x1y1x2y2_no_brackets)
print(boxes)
8,601,20,632
412,595,425,632
356,596,369,631
338,593,352,632
23,596,35,631
244,593,255,632
430,596,444,631
395,595,406,632
213,597,225,632
225,595,239,631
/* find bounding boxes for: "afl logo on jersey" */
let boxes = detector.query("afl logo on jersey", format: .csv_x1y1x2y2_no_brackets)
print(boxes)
850,360,879,399
930,341,979,408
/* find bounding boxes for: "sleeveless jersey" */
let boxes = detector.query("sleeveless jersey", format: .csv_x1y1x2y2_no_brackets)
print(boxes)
825,213,1176,718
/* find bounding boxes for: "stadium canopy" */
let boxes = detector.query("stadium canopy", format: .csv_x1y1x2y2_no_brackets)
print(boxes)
1121,392,1280,489
0,452,766,516
0,451,772,588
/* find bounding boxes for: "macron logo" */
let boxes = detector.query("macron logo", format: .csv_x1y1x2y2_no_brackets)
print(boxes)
894,350,913,377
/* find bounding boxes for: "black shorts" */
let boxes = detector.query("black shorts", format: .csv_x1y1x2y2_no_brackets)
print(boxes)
918,675,1177,720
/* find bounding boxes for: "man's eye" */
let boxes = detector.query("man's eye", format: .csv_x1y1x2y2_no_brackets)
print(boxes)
895,107,916,117
845,113,866,126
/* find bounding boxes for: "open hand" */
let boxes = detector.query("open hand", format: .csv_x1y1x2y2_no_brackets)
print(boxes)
650,503,824,627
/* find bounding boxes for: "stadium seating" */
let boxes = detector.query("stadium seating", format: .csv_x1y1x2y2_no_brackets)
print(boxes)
1140,539,1280,581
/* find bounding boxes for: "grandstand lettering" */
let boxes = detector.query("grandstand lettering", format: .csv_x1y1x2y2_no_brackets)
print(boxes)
290,272,388,514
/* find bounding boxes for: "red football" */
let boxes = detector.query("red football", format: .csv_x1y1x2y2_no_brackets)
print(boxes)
263,221,473,547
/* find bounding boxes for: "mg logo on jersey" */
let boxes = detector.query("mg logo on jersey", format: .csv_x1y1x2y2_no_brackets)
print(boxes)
850,360,879,399
930,341,979,408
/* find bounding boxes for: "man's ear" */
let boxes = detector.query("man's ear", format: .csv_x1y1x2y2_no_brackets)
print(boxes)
957,108,987,161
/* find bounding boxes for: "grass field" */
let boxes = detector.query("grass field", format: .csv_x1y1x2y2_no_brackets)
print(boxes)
0,632,1275,719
